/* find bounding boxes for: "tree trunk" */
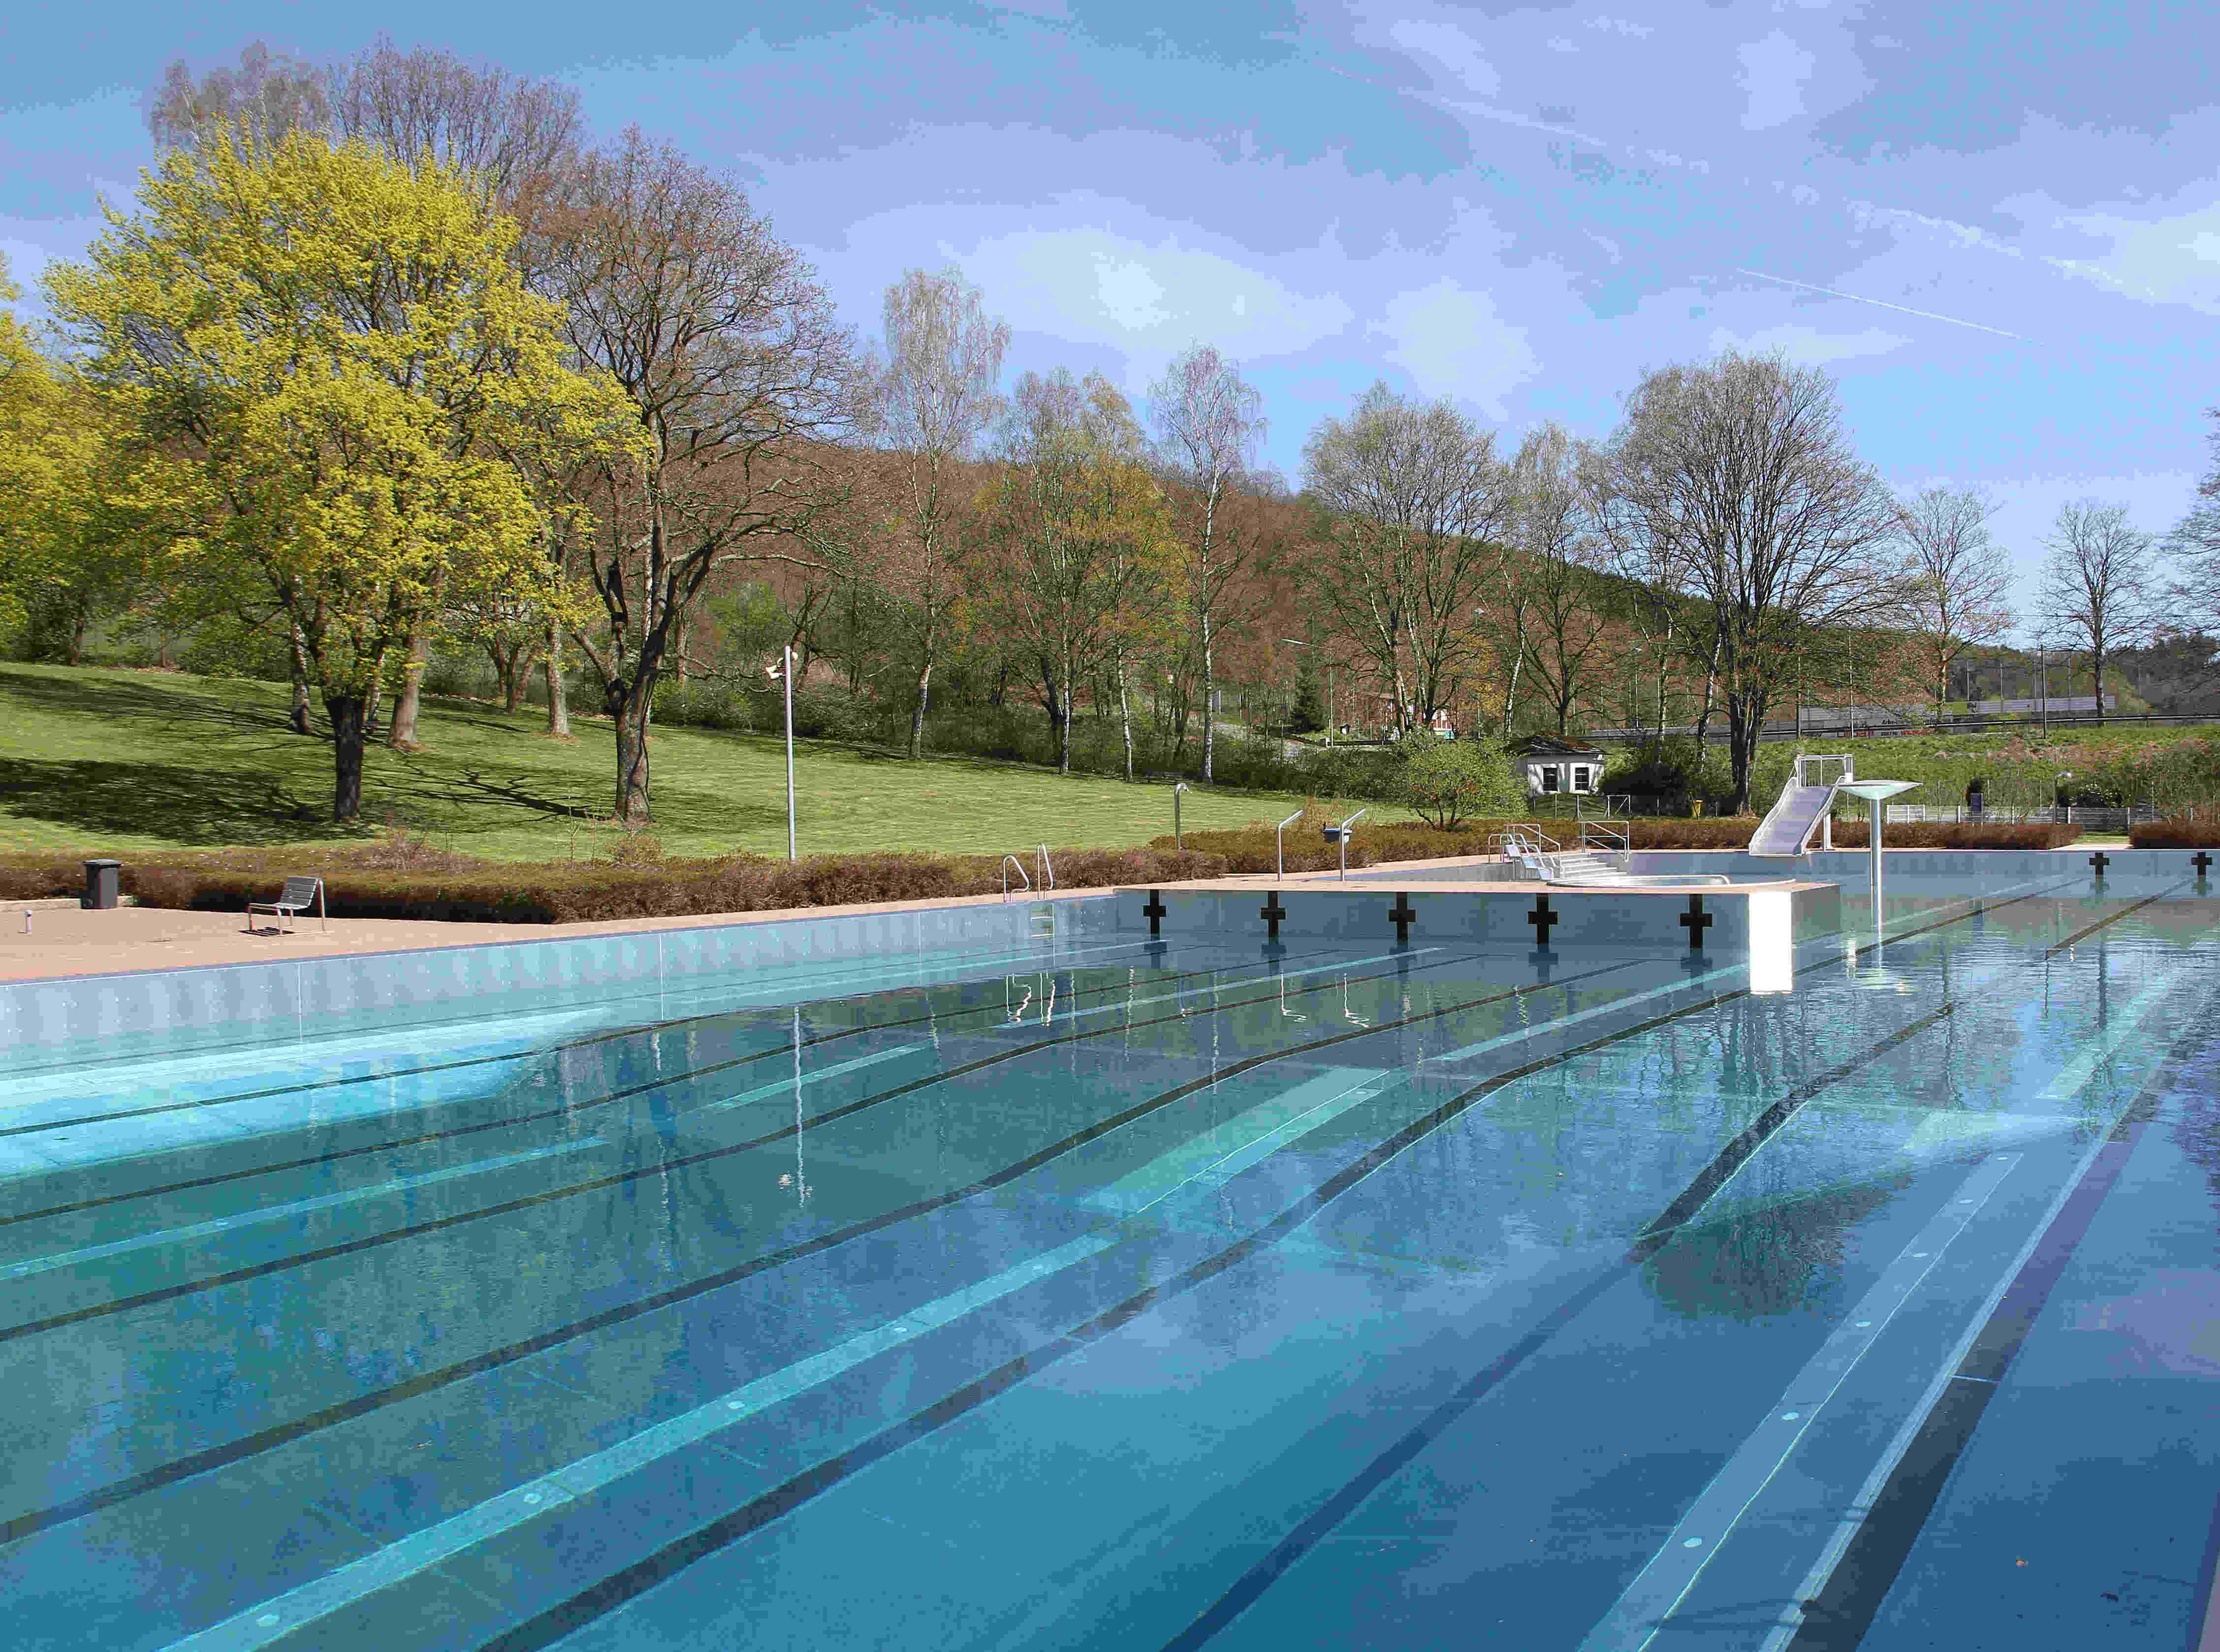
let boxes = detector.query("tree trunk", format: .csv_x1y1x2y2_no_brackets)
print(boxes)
387,634,428,749
502,648,524,712
1726,694,1761,815
1200,614,1215,783
1058,646,1075,775
1692,633,1723,748
613,683,653,824
326,694,368,822
909,653,932,758
544,622,571,737
1116,652,1135,783
288,621,314,735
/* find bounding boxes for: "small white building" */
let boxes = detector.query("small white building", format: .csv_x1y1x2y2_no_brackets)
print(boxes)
1511,735,1606,797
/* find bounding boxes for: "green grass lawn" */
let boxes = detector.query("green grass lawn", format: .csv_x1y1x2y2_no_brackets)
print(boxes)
0,665,1405,861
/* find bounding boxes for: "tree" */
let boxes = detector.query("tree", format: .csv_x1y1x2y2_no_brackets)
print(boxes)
982,369,1178,775
2166,405,2220,639
1508,422,1613,736
1586,351,1904,811
2037,498,2157,725
542,129,861,823
1897,485,2013,716
152,39,588,751
1289,648,1326,733
1300,382,1515,736
1396,732,1523,829
1148,344,1268,780
48,134,637,820
871,266,1009,757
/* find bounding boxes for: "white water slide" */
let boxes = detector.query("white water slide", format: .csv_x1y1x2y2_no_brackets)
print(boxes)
1749,754,1853,858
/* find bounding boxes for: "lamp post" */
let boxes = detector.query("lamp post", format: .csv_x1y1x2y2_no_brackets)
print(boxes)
765,647,796,861
2053,769,2073,825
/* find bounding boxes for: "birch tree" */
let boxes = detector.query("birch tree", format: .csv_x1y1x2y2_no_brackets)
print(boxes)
1148,344,1266,779
873,266,1009,756
1508,421,1613,736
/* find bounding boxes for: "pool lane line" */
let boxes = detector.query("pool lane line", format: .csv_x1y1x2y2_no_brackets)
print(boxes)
1152,885,2174,1652
1575,1151,2028,1652
0,956,1634,1547
147,1065,1416,1652
0,946,1462,1327
0,935,1243,1156
463,916,2000,1652
0,941,1372,1235
0,1137,611,1286
91,889,2073,1644
1756,980,2219,1652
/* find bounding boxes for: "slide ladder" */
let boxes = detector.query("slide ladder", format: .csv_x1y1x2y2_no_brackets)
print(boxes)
1750,754,1852,858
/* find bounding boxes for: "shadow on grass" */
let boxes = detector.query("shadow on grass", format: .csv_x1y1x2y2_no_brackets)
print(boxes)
0,757,339,846
0,666,301,740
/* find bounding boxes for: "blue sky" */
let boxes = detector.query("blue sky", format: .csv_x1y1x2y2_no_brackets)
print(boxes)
4,0,2216,630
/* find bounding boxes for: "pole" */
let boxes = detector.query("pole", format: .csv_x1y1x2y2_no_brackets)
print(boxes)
1869,794,1885,947
783,644,796,862
1173,781,1188,850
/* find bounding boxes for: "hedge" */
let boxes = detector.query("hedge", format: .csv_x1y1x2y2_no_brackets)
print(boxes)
2128,819,2220,848
0,845,1230,924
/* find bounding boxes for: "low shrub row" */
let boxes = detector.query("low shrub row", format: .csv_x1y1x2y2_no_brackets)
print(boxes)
2128,819,2220,848
0,845,1230,923
1145,814,2080,869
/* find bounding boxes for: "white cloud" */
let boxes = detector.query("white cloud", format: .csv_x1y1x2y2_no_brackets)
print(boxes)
942,224,1354,358
1706,321,1908,365
1736,30,1816,130
2042,199,2220,315
1386,18,1503,96
1370,279,1539,417
1585,15,1652,37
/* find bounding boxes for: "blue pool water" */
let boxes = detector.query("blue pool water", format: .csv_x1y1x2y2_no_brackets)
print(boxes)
4,864,2220,1651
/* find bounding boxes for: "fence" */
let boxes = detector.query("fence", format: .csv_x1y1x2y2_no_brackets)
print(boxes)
1883,803,2159,830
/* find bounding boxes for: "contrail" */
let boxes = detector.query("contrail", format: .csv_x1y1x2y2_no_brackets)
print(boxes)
1733,267,2031,342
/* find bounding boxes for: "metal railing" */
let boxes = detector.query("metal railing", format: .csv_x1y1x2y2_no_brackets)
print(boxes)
1274,810,1304,878
1883,803,2159,829
1322,808,1368,879
1000,855,1031,900
1036,844,1055,890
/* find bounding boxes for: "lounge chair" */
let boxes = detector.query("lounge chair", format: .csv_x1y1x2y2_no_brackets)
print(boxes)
247,875,327,934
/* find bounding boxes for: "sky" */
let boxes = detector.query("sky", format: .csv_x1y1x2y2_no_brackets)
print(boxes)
3,0,2216,632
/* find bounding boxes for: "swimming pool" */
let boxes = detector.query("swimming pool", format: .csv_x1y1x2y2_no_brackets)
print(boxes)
4,861,2219,1651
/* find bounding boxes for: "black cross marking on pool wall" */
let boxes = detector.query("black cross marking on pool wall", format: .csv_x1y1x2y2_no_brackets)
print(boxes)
1142,890,1167,936
1527,895,1557,946
1389,893,1418,945
1680,895,1713,950
2194,852,2213,877
2089,851,2111,877
1261,895,1288,941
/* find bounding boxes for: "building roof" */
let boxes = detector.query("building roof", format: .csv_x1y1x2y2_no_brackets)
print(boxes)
1509,735,1606,759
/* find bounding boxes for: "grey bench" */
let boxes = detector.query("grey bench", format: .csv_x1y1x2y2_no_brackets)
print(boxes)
246,875,327,934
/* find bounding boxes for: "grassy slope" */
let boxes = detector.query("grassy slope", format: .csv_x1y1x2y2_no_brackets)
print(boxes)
0,665,1406,861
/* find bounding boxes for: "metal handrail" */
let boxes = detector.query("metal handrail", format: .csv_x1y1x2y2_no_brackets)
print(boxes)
1000,855,1031,900
1274,810,1304,878
1036,844,1055,890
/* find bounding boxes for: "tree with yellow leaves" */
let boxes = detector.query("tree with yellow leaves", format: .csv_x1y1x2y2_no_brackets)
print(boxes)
983,370,1182,778
47,133,639,821
0,253,73,637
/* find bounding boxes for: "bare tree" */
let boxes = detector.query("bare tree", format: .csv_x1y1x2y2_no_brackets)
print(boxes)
1508,422,1613,736
872,266,1009,757
1148,345,1268,779
546,130,862,823
1897,485,2013,716
1588,351,1904,811
2167,405,2220,639
1299,382,1516,734
2037,498,2157,725
149,42,331,152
